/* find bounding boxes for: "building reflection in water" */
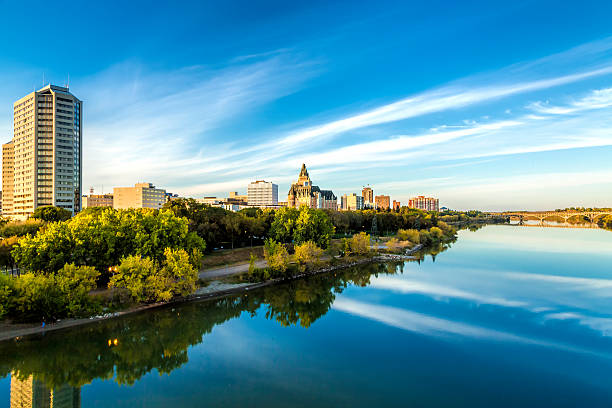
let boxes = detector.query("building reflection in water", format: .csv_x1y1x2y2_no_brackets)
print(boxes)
10,373,80,408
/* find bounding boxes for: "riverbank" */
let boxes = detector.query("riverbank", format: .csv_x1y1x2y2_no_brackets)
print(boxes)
0,247,425,342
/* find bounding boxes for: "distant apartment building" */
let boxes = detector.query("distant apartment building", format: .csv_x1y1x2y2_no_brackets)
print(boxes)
362,186,373,206
228,191,248,204
408,195,439,212
2,85,83,219
2,141,14,216
393,200,401,211
247,181,278,207
197,197,223,206
287,164,337,209
82,194,114,208
375,195,390,210
113,183,167,209
342,193,364,211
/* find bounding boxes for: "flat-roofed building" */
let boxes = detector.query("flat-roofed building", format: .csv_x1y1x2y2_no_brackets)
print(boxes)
4,85,83,220
362,186,373,206
197,197,223,206
2,141,14,217
375,195,390,210
248,181,278,207
408,195,439,212
113,183,167,209
393,200,401,211
228,191,248,203
82,194,114,208
342,193,364,211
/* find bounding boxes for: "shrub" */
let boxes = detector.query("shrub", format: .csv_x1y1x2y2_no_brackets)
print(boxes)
109,248,198,303
419,230,432,246
55,264,100,316
0,219,45,238
397,229,420,244
0,273,15,319
156,248,197,301
430,226,444,240
294,241,323,270
264,239,290,274
350,232,371,255
342,238,351,257
248,254,257,275
12,273,63,321
3,264,100,322
109,255,156,303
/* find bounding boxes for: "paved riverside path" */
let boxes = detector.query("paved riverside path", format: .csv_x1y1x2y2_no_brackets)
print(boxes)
199,260,267,280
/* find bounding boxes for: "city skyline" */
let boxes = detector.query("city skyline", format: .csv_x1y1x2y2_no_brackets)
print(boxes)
1,2,612,211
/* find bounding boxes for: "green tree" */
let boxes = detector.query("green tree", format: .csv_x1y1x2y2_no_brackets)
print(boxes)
0,236,20,273
31,206,72,222
12,208,205,276
269,207,299,243
293,206,334,248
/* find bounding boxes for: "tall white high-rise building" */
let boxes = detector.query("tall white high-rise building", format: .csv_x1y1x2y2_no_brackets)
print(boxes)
247,180,278,207
3,85,82,219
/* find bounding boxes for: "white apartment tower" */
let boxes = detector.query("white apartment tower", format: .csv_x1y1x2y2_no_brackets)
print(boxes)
247,180,278,207
4,85,82,219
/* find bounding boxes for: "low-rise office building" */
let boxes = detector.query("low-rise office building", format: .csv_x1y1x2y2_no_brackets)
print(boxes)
113,183,167,209
247,181,278,207
82,194,114,208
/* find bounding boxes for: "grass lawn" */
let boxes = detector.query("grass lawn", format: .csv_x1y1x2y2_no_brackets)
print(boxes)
201,245,264,268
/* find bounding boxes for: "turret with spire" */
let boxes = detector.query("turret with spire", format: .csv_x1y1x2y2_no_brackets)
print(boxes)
298,163,310,183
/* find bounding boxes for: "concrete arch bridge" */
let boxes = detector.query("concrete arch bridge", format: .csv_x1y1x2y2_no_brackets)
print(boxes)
491,211,612,223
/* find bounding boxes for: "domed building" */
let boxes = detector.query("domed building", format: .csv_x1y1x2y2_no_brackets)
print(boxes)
287,164,337,209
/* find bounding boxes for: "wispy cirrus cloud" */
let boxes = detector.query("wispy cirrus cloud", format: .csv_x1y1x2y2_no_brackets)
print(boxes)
68,36,612,208
78,54,320,191
527,87,612,115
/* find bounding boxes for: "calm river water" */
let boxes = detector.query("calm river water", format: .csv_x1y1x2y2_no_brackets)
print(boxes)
1,225,612,407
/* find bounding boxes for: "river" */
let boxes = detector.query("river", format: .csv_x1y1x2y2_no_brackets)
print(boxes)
1,225,611,407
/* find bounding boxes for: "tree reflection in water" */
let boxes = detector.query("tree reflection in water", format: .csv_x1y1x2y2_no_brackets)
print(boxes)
1,252,450,396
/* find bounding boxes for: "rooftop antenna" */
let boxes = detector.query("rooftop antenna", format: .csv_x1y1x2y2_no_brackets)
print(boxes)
67,73,70,89
42,72,45,87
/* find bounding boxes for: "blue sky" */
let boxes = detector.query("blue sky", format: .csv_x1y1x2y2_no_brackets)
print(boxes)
1,0,612,211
